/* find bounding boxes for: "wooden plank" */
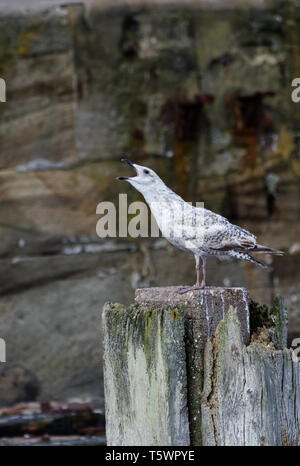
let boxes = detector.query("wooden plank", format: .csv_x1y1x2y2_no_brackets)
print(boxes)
102,302,190,446
201,307,300,446
104,287,250,445
135,286,250,445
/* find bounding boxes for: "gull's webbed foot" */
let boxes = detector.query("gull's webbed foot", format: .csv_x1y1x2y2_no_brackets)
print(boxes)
178,283,206,294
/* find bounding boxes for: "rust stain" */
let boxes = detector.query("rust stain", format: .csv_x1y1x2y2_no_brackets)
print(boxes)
160,95,213,201
226,91,276,169
277,125,295,161
171,309,179,321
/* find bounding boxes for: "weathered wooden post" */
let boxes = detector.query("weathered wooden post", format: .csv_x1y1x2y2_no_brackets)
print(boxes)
103,287,299,446
102,300,189,446
102,286,250,446
201,299,300,446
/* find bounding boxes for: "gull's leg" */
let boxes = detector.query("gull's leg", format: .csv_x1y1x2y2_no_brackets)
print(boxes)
201,257,206,288
179,256,206,294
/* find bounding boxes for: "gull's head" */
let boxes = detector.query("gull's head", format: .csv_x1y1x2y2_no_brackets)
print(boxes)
116,158,163,194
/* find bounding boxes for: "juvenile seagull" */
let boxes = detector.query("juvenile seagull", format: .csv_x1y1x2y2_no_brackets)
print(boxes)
117,158,283,294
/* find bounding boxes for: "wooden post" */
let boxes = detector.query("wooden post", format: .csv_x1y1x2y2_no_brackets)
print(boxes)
102,287,300,446
134,286,250,445
102,302,190,446
103,286,250,446
201,305,300,446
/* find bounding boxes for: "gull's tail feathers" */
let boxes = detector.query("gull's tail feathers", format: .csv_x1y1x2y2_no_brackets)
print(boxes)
253,244,284,256
228,250,268,269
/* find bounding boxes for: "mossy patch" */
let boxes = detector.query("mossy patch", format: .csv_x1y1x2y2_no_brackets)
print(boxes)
250,295,287,349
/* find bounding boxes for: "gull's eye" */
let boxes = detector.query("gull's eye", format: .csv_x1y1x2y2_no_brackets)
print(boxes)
143,169,150,175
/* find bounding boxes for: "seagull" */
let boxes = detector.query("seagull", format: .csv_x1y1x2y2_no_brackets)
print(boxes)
117,158,283,294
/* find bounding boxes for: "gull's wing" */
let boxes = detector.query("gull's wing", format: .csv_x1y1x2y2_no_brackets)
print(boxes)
203,221,257,252
179,206,282,260
202,214,283,255
200,208,257,251
179,206,257,251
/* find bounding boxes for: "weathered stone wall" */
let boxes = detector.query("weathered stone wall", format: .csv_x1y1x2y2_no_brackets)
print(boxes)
0,0,299,404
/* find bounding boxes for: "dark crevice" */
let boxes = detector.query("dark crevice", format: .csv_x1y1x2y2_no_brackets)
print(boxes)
120,15,139,59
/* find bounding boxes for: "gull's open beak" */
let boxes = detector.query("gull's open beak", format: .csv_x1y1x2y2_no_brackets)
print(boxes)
121,158,135,167
116,158,138,181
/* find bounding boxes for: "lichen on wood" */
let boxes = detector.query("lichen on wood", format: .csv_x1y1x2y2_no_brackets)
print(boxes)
250,295,288,349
